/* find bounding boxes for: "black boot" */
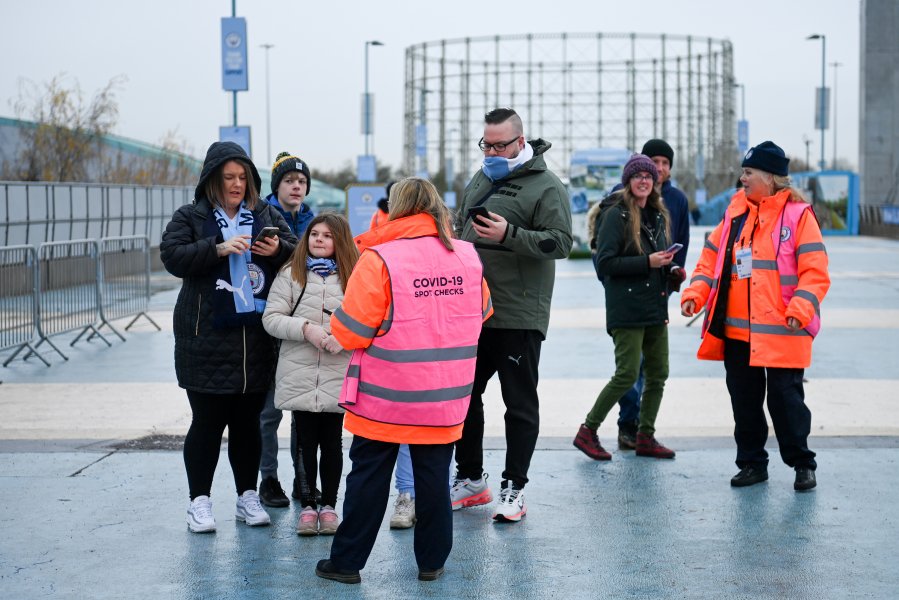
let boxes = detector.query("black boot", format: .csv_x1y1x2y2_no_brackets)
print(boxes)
258,476,289,507
730,465,769,487
794,467,817,491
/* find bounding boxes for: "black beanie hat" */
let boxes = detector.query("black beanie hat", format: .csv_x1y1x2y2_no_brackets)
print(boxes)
271,152,312,194
641,139,674,167
741,141,789,176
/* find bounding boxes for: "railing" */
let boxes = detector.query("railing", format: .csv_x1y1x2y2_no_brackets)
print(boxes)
859,204,899,239
1,236,160,367
0,181,192,247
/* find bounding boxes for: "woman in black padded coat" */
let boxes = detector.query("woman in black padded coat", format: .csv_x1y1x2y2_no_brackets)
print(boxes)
160,141,297,533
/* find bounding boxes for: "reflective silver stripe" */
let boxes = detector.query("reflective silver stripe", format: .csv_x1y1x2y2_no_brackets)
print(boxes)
691,274,713,286
366,345,477,363
334,307,378,339
724,317,750,329
793,289,820,313
704,238,719,253
753,259,778,270
750,323,811,337
797,242,826,256
483,296,493,319
780,275,799,286
358,381,474,403
347,364,360,378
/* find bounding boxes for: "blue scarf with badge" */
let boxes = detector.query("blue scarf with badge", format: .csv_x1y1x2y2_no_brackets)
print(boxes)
207,204,276,328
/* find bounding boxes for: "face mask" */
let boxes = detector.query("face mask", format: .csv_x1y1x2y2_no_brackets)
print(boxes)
481,156,511,181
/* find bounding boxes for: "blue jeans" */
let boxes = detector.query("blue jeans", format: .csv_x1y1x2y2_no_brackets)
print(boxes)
258,388,298,480
617,357,645,427
395,444,454,499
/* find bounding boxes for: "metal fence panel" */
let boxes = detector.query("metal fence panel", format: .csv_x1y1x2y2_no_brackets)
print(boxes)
35,239,109,359
98,236,160,337
0,245,46,366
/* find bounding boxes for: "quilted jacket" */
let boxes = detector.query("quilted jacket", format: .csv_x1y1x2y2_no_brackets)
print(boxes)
160,195,296,394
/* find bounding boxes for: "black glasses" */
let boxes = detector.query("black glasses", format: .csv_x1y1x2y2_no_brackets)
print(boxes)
478,136,520,152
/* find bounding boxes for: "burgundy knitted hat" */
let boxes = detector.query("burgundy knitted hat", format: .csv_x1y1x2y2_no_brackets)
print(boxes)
621,153,659,186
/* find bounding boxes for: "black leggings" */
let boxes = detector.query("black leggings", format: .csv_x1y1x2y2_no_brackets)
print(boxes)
293,411,344,508
184,390,266,500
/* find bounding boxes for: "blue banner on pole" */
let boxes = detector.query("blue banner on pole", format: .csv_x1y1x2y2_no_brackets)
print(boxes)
219,126,252,156
221,18,248,92
357,155,377,183
737,120,749,154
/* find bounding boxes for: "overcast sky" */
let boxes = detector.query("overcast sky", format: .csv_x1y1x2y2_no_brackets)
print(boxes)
2,0,861,177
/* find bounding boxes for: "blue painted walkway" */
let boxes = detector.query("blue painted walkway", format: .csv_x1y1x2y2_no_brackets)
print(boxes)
1,230,898,598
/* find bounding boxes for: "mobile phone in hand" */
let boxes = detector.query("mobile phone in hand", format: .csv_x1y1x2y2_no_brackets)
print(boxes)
665,242,683,254
253,226,280,245
468,206,491,226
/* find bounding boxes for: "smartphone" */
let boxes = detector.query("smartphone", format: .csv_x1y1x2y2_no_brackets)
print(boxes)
253,226,280,244
467,206,491,226
665,242,684,254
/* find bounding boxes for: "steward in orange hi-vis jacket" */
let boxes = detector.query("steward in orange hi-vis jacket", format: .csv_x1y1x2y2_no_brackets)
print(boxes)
680,140,829,493
681,187,830,369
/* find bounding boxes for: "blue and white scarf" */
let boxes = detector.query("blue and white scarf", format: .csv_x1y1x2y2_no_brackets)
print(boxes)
306,256,338,280
213,204,262,314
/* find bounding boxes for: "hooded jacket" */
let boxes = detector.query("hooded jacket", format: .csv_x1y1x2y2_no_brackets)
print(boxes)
160,141,297,394
265,193,315,237
455,138,572,338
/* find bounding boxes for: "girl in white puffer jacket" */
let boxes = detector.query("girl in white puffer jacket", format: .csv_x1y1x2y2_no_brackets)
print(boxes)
263,213,359,536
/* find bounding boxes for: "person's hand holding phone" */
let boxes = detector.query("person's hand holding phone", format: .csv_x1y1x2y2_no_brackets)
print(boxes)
469,207,508,242
251,226,281,257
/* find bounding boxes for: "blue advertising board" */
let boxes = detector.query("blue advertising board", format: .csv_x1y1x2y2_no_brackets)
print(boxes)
737,120,749,154
219,126,251,156
346,184,385,236
357,155,377,183
221,18,248,92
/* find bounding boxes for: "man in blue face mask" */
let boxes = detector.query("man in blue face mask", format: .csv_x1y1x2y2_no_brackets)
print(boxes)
452,108,572,525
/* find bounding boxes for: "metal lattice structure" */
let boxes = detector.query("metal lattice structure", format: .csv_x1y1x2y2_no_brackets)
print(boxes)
404,32,737,198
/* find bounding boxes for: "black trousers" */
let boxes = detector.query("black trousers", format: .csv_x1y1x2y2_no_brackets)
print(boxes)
184,390,266,499
329,436,454,572
292,410,344,508
454,328,542,488
723,339,817,470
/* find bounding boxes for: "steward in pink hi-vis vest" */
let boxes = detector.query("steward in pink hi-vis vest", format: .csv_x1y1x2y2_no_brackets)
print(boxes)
330,213,493,444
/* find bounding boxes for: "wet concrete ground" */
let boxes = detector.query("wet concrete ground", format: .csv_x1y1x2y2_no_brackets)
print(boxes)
1,231,898,598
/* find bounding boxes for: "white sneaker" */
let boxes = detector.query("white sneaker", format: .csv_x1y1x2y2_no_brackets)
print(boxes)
492,481,526,523
389,492,416,529
235,490,271,526
187,495,216,533
450,473,492,511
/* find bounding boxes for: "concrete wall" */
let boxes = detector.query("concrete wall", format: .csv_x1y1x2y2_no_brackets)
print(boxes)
860,0,899,206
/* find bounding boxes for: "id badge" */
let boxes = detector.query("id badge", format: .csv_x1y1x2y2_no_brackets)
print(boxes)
735,247,752,279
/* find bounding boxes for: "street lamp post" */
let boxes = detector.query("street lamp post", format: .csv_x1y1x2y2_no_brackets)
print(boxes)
364,40,384,157
806,34,826,171
830,61,842,169
733,82,746,121
803,135,812,170
260,43,274,162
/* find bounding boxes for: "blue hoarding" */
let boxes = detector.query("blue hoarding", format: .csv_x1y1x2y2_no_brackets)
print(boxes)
219,126,251,156
221,18,248,92
346,184,385,236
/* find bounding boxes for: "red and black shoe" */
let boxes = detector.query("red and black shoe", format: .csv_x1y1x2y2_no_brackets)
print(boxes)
635,432,676,459
573,424,612,460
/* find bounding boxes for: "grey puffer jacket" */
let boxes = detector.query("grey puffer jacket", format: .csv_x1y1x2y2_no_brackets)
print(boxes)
455,139,572,338
262,266,349,413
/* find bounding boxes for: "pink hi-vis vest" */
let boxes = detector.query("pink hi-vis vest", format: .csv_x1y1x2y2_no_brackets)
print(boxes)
338,236,486,428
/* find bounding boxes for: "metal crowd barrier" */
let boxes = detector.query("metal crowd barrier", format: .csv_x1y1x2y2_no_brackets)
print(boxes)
0,246,47,366
97,235,160,340
0,235,160,366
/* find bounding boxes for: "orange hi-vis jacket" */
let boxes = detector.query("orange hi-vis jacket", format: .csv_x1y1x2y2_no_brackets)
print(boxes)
369,208,389,230
681,188,830,369
330,213,493,444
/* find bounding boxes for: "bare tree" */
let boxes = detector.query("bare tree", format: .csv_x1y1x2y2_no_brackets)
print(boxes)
10,74,126,182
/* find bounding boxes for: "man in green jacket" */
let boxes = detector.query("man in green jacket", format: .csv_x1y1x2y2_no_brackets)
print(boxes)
452,107,572,523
